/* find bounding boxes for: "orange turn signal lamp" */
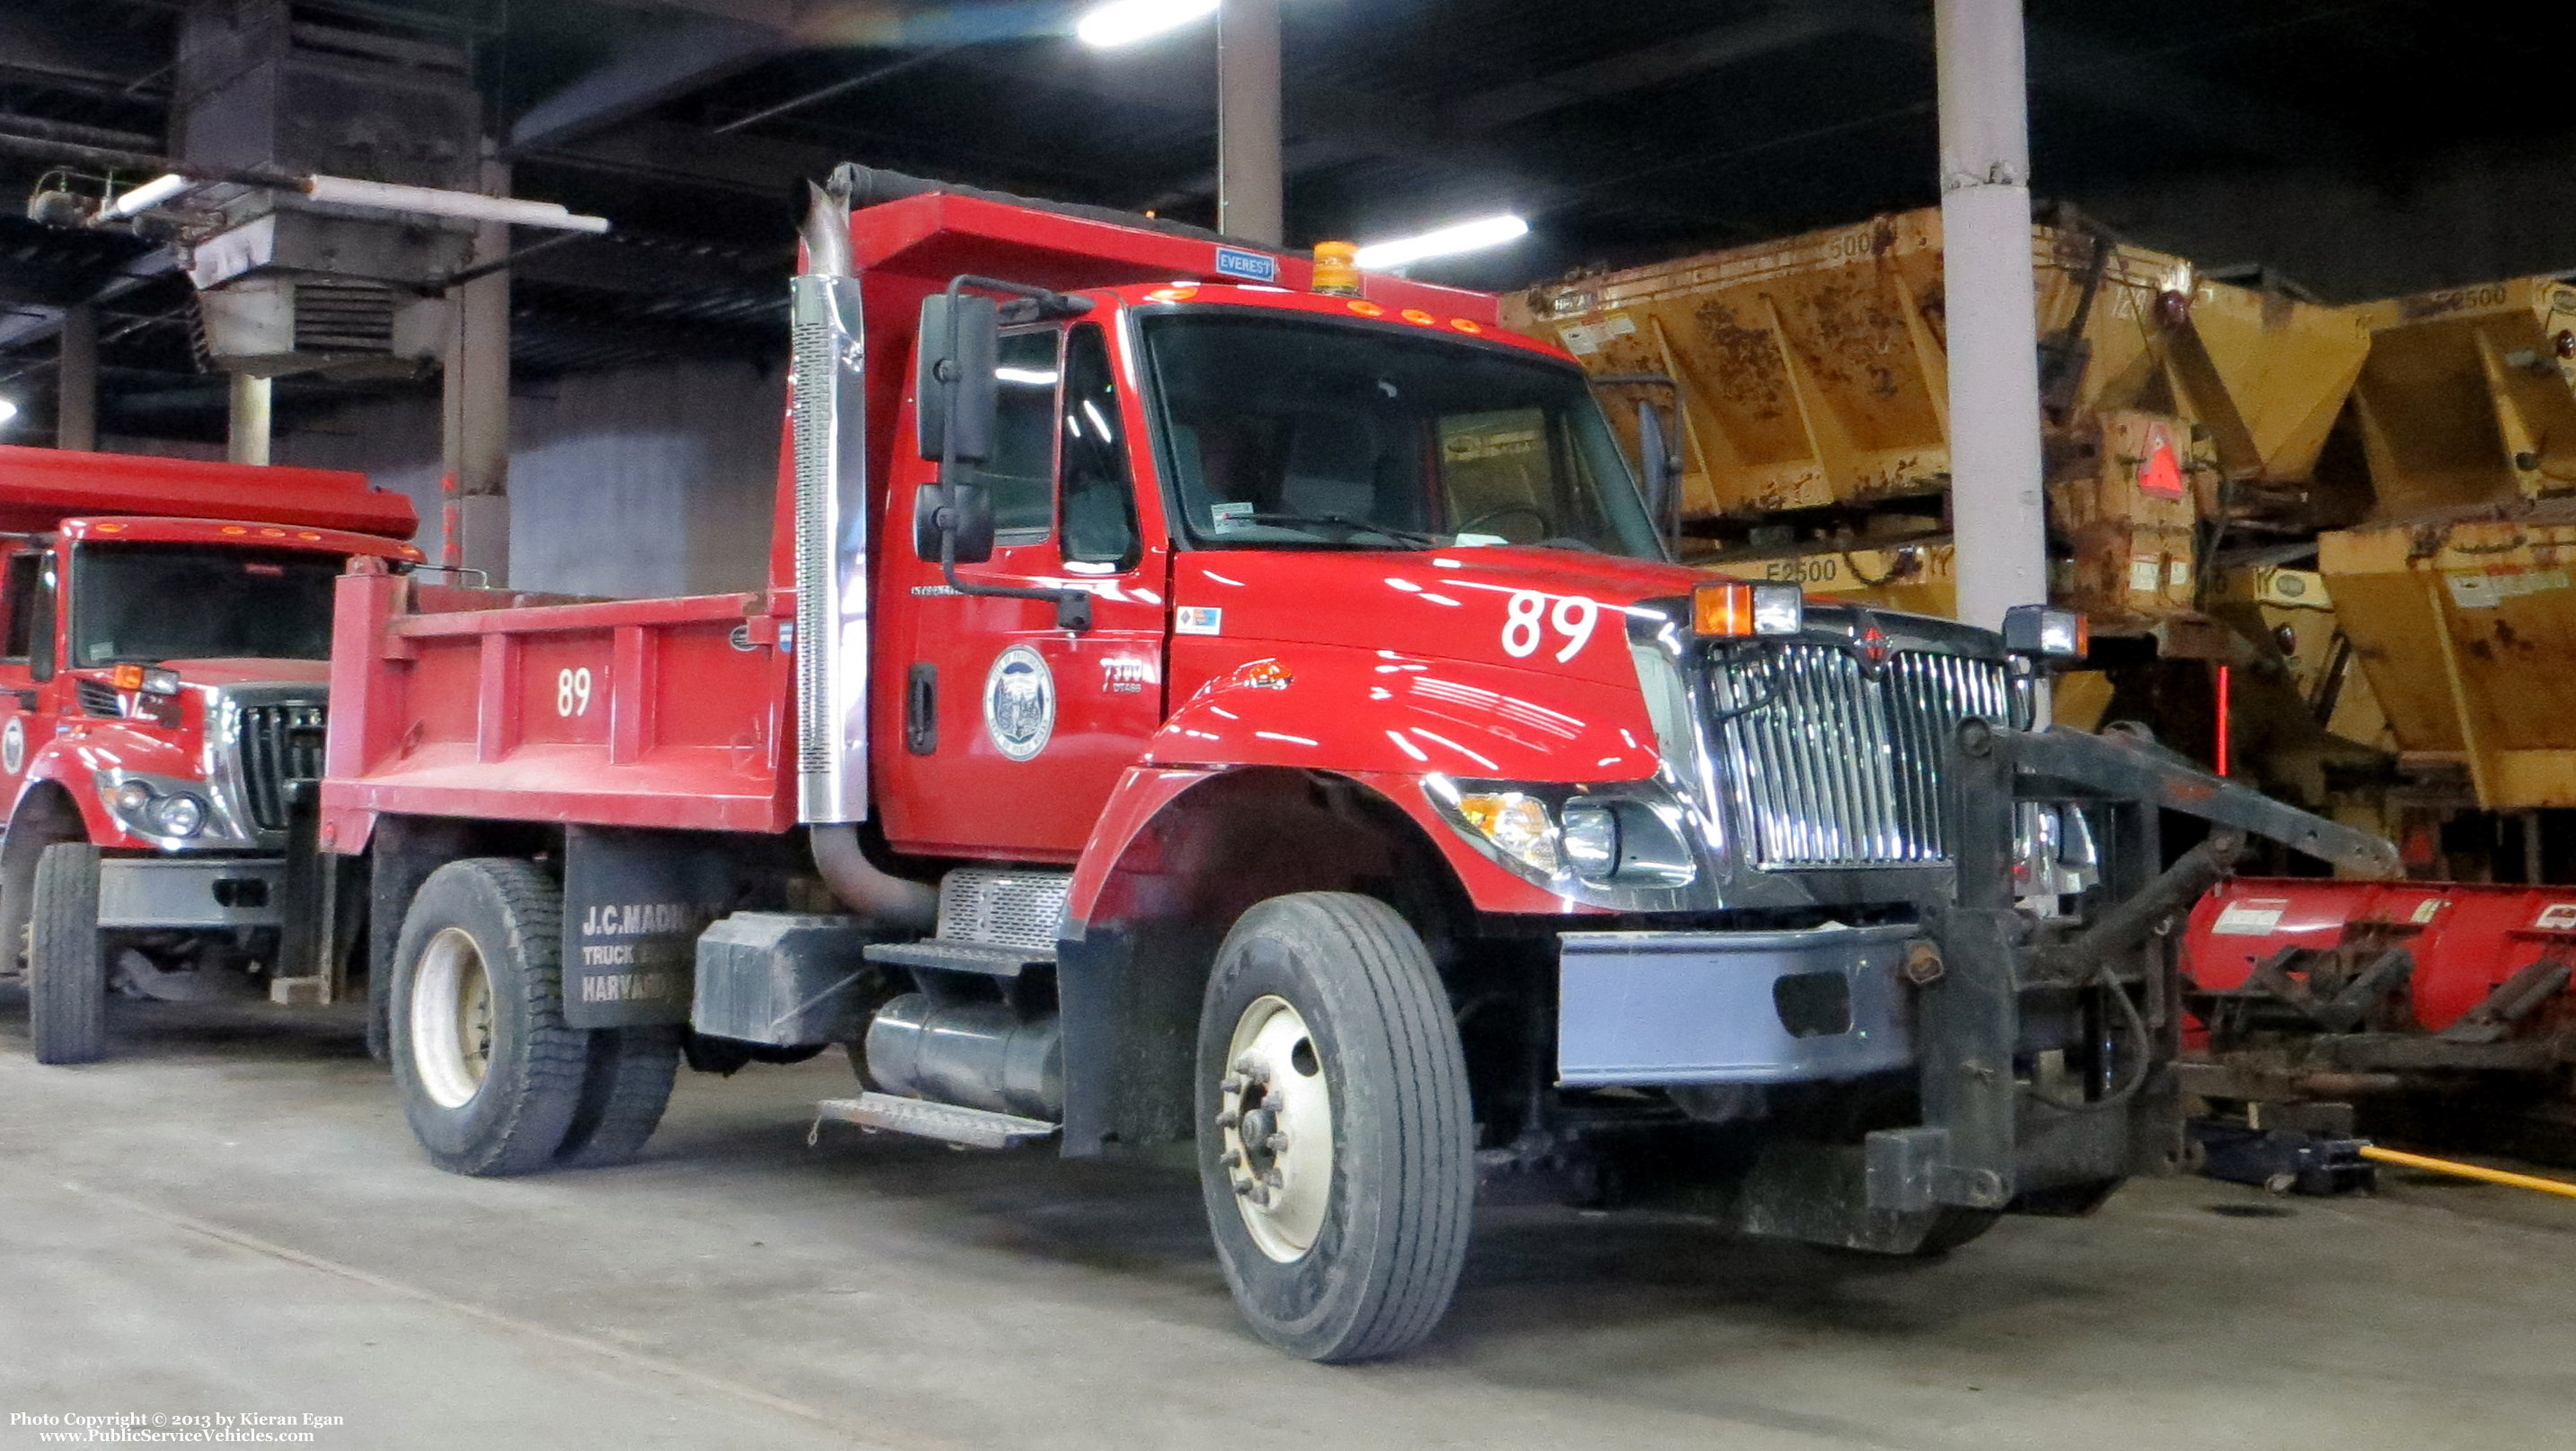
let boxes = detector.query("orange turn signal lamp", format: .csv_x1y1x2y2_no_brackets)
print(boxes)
1692,581,1804,638
110,664,182,697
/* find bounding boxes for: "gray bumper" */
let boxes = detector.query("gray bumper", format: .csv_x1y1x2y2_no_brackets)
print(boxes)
1557,922,1919,1086
97,856,286,929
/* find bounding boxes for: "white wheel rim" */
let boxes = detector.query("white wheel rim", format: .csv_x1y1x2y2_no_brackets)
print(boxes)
410,927,494,1110
1219,994,1335,1262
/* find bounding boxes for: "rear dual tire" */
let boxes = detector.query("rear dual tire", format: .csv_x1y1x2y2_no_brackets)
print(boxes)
389,858,678,1176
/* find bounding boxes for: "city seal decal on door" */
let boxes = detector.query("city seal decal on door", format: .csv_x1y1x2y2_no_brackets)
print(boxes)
984,646,1056,762
2,717,22,775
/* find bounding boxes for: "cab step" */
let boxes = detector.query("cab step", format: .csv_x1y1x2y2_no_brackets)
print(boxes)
816,1091,1059,1150
863,938,1053,977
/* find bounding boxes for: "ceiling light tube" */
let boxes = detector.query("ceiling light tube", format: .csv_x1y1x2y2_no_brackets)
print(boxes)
1076,0,1219,48
1353,215,1530,271
100,172,190,221
300,175,611,233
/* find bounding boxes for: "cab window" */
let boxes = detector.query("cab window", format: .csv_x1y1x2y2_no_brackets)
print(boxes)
1059,323,1141,569
0,552,42,662
983,329,1063,543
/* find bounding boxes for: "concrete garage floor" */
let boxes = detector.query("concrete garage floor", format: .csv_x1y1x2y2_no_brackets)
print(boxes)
2,990,2570,1451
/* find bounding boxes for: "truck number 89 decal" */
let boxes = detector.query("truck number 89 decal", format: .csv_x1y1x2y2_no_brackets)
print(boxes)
1501,591,1599,663
557,667,594,717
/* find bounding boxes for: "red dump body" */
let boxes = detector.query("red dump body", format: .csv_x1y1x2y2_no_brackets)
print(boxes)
2183,876,2576,1033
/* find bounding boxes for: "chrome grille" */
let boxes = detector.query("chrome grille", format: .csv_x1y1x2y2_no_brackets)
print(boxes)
1713,646,2008,868
937,869,1071,951
237,703,326,831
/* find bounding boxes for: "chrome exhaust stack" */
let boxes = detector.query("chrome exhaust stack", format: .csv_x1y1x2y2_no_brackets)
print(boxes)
790,172,935,929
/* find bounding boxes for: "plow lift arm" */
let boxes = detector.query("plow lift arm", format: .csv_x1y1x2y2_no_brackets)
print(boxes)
2005,723,2402,879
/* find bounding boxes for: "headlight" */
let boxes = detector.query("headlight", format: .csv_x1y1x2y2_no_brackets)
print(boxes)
113,780,153,814
150,792,207,838
1454,791,1558,875
1434,783,1699,893
1559,800,1620,879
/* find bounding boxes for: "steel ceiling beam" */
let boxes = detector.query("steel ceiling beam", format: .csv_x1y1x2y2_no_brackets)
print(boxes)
509,15,791,150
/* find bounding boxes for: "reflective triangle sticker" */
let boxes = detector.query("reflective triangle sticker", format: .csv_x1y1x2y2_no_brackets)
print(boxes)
2139,425,2187,499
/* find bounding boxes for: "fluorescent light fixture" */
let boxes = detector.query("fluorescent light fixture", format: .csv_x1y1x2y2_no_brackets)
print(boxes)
0,398,17,428
1353,215,1530,271
101,172,190,221
1077,0,1218,48
301,175,611,234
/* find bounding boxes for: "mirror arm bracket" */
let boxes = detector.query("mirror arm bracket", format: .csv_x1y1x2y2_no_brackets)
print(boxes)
936,524,1095,633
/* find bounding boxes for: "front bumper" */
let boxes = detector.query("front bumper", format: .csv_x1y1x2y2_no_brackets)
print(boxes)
1557,922,1918,1086
98,855,286,929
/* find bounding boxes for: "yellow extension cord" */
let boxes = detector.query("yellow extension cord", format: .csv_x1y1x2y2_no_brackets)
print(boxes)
2359,1145,2576,1201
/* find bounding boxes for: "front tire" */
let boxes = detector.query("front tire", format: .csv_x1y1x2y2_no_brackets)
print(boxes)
388,858,587,1176
28,842,105,1065
1195,893,1473,1362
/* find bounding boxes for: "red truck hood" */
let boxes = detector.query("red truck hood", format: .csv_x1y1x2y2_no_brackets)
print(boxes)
1170,545,1710,689
159,657,332,688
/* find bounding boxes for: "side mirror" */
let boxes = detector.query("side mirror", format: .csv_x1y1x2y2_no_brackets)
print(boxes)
1636,400,1672,515
913,481,996,565
28,563,56,682
916,292,1000,466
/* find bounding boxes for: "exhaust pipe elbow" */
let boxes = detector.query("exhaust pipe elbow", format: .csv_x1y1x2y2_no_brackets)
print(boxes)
809,824,936,931
798,178,852,279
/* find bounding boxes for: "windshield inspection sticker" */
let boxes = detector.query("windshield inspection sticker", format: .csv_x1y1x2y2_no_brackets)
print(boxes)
1210,500,1254,533
1176,605,1223,636
1213,247,1279,283
983,646,1056,762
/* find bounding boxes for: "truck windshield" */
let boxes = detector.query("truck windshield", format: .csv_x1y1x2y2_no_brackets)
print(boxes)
1141,311,1663,558
70,542,342,666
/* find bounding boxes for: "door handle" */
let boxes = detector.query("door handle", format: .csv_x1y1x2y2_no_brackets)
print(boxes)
904,664,938,755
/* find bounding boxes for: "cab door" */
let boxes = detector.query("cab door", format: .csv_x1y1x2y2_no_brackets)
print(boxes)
878,319,1170,860
0,544,56,813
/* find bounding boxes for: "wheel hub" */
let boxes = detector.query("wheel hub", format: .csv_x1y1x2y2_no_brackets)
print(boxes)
411,927,495,1110
1218,995,1333,1262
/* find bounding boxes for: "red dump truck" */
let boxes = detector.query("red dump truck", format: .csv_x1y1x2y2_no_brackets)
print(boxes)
0,445,418,1063
318,167,2391,1361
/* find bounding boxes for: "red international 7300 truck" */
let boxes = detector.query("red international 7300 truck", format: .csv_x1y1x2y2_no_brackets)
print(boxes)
0,445,418,1063
318,168,2395,1361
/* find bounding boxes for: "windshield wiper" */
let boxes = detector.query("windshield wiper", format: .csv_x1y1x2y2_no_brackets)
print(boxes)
1237,512,1443,549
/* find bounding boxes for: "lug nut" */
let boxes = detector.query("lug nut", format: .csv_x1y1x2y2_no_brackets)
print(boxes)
1233,1179,1256,1197
1265,1133,1289,1153
1220,1148,1242,1168
1221,1074,1247,1093
1264,1169,1284,1190
1215,1110,1240,1129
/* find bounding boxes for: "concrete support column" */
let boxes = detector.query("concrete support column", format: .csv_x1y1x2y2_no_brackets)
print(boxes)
1936,0,2048,630
55,303,96,453
226,372,272,466
442,150,513,581
1216,0,1283,246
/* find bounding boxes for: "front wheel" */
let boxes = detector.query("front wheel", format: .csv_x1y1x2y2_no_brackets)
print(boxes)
28,842,105,1065
1195,893,1473,1362
388,858,587,1176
